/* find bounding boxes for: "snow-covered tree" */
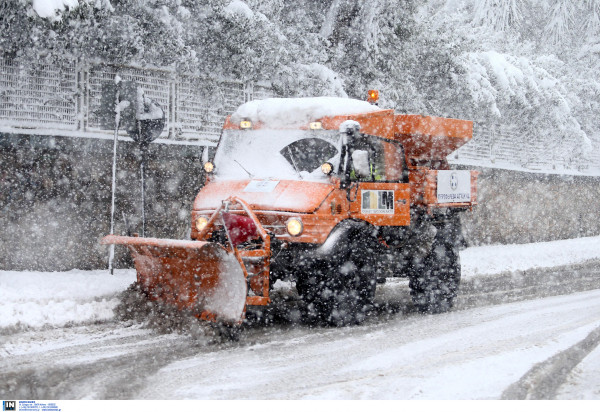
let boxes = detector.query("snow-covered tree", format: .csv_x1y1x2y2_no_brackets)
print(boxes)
581,0,600,35
423,0,597,170
544,0,575,45
473,0,524,32
306,0,466,115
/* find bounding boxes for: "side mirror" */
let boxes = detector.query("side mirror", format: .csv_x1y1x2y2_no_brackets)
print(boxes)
352,150,370,178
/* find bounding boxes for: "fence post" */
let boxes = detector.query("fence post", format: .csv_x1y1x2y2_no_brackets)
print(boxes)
76,59,81,131
169,75,177,139
76,59,88,132
83,65,90,132
489,124,496,164
244,81,253,103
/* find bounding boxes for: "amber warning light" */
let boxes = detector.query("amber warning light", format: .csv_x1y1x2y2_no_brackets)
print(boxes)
367,90,379,104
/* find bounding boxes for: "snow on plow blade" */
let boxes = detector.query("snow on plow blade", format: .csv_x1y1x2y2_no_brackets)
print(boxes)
101,235,247,324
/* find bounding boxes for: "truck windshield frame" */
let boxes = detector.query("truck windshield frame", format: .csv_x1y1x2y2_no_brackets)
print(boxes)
212,129,342,182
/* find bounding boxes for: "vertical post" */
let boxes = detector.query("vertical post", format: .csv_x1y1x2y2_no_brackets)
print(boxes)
82,67,89,132
76,59,82,131
244,81,253,103
489,124,496,164
140,144,147,237
108,82,121,275
170,76,177,139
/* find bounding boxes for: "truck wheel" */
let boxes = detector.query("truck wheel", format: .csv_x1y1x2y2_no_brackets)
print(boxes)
323,268,376,326
297,243,377,326
409,217,461,314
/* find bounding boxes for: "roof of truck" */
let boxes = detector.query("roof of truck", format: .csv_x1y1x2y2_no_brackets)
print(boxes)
230,97,383,129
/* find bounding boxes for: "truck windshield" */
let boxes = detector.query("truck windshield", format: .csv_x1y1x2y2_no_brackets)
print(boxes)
212,129,341,181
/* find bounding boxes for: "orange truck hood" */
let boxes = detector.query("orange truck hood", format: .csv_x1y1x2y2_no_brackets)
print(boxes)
193,180,335,213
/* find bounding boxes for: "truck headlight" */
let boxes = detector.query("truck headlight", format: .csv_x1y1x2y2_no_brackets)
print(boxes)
196,217,209,231
203,162,214,173
286,218,303,236
321,162,333,175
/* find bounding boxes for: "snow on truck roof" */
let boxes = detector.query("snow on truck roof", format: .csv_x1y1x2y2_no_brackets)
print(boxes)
231,97,383,129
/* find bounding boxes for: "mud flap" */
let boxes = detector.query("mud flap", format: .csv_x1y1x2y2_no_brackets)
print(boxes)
101,235,247,324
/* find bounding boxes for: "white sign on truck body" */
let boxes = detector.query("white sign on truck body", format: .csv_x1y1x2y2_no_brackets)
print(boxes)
437,170,471,203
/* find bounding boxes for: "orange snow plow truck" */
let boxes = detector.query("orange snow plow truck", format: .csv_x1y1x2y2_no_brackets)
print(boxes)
102,95,478,327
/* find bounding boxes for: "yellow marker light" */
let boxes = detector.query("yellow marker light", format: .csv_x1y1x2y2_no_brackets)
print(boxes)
240,120,252,129
321,162,333,175
203,161,214,173
196,216,209,232
367,89,379,104
286,218,303,236
309,122,322,130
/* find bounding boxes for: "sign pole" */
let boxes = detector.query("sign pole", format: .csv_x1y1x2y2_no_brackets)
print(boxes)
108,81,122,275
140,143,147,237
99,81,163,274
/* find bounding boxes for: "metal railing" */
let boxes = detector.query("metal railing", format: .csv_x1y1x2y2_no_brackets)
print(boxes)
451,123,600,174
0,57,274,142
1,57,598,174
0,58,78,130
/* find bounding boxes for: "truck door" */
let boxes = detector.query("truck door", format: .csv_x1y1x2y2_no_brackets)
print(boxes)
347,136,411,227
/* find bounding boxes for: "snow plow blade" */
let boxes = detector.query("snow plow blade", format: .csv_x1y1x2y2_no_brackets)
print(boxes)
101,235,247,324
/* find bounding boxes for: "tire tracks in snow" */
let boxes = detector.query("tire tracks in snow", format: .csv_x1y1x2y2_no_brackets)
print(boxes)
0,342,202,399
455,258,600,400
501,325,600,399
0,323,212,399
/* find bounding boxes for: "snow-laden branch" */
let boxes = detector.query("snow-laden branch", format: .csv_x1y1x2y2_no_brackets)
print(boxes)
32,0,113,20
459,50,592,159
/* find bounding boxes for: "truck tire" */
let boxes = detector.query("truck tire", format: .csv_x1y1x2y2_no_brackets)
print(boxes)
409,216,462,314
324,256,376,326
298,264,375,326
297,233,377,326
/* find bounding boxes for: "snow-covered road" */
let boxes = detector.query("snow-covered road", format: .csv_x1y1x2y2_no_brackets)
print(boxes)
1,236,600,399
137,289,600,399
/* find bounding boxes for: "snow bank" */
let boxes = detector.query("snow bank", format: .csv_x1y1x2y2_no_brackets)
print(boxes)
231,97,382,129
0,269,135,330
461,235,600,277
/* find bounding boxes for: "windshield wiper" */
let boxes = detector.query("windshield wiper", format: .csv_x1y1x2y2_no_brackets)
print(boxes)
286,146,303,179
234,159,253,178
